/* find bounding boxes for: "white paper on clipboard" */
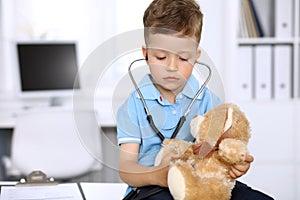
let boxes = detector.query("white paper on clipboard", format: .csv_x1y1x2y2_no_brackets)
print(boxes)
0,183,84,200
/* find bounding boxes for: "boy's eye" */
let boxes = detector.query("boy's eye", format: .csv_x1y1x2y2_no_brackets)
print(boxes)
156,56,166,60
180,57,188,61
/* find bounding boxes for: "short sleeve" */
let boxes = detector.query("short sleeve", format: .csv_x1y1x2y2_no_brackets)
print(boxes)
117,94,142,145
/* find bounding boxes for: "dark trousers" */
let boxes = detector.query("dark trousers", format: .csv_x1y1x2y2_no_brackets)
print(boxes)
231,181,274,200
125,181,274,200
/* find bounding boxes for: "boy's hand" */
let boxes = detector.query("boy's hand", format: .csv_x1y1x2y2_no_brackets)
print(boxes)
229,154,254,179
193,142,254,179
159,153,181,166
192,142,216,158
156,153,181,187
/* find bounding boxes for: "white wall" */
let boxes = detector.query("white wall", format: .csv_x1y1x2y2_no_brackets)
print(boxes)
0,0,231,96
198,0,225,73
0,0,3,91
0,0,117,95
0,0,15,93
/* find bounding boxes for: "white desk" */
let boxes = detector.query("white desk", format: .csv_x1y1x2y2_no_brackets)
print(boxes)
0,96,118,129
0,112,17,129
80,182,127,199
0,108,116,129
0,182,127,200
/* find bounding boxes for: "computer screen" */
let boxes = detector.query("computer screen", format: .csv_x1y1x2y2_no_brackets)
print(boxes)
16,42,80,100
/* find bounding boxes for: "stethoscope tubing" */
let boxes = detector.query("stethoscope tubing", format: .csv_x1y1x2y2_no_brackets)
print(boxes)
128,58,212,140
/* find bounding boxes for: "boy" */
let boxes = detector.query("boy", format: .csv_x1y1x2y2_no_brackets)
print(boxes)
117,0,273,199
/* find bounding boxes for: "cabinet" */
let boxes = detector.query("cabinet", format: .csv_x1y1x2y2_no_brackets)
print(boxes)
224,0,300,199
230,0,300,101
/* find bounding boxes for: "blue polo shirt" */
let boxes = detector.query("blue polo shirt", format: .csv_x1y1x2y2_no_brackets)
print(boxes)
117,74,221,167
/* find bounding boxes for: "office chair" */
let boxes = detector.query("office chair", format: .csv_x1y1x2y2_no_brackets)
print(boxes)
2,107,102,181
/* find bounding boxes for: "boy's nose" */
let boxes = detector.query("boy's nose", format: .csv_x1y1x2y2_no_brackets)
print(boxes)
166,56,178,71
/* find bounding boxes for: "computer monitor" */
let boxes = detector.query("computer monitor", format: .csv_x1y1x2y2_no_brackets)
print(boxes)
16,41,80,106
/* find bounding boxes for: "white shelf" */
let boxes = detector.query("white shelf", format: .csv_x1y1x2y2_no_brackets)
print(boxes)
234,0,300,100
237,37,296,45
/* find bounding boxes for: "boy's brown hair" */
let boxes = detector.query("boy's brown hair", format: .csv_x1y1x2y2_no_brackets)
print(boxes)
143,0,203,44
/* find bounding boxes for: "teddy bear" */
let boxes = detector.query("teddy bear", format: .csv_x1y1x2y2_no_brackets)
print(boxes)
154,103,251,200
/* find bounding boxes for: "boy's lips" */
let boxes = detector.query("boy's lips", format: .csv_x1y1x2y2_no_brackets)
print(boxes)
163,76,180,81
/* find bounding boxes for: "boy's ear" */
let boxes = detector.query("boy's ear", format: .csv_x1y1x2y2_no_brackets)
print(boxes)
142,46,148,60
196,49,201,60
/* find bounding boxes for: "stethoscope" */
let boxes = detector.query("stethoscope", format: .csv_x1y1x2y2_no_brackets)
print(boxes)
128,58,212,141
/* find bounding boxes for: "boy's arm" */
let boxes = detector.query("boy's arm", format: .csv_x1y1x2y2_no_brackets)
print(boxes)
119,143,170,188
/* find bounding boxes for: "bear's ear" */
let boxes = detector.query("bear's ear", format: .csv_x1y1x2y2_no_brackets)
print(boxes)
190,115,205,138
223,107,233,132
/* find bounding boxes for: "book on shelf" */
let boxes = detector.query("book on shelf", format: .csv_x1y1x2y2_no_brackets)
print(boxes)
252,0,275,37
239,0,275,38
248,0,264,37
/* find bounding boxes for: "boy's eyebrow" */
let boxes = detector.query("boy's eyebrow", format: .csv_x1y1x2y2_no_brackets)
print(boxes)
148,48,194,55
177,50,194,54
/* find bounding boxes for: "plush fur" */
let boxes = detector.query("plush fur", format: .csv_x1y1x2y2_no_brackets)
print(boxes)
154,103,251,200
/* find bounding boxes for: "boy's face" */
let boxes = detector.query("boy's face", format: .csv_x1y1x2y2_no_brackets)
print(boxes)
142,33,201,96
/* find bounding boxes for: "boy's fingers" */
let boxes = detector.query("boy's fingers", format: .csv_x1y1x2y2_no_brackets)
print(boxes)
192,142,214,158
245,154,254,163
230,159,251,179
169,153,181,161
229,167,243,179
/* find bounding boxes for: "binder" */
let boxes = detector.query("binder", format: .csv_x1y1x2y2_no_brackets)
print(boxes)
275,0,293,37
273,45,292,99
237,45,253,100
254,45,272,100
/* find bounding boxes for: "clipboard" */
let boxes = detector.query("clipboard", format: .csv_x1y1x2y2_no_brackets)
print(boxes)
16,170,58,187
0,170,86,200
